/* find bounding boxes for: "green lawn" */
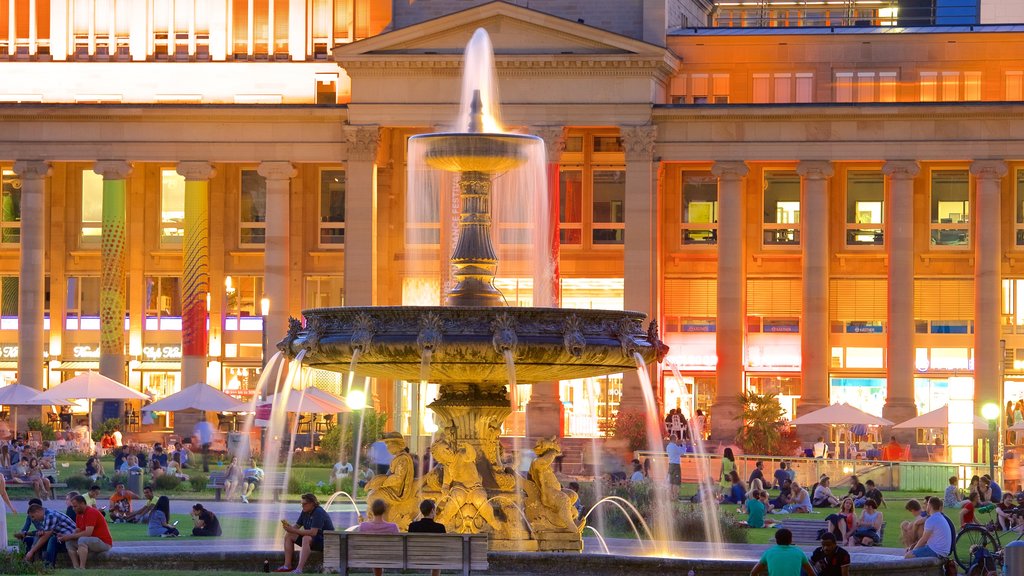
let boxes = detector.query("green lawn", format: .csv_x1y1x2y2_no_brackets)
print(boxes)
5,513,261,546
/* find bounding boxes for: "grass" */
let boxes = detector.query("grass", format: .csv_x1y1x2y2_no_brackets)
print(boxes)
52,572,268,575
5,513,261,547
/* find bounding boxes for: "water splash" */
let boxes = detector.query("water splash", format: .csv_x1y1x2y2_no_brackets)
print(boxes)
503,349,518,412
350,375,372,499
583,526,611,555
633,352,674,551
324,490,362,520
458,29,503,133
581,496,655,550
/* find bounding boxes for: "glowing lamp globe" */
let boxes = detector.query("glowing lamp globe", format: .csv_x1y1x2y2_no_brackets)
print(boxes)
982,403,1001,422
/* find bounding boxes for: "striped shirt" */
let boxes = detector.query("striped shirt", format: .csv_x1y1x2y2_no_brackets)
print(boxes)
39,508,77,536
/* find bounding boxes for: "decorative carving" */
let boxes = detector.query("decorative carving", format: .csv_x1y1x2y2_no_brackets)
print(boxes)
256,161,297,181
345,125,381,162
881,160,920,181
431,432,499,534
620,125,657,162
92,160,133,180
970,160,1009,181
614,317,640,359
417,311,444,354
529,125,566,162
304,316,326,355
176,161,216,181
491,313,518,357
562,314,586,358
350,312,375,355
364,432,418,531
522,437,584,541
276,317,303,358
647,320,670,363
711,160,749,182
796,160,834,180
12,160,51,181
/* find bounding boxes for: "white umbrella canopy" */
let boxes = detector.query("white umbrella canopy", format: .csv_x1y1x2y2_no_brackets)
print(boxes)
304,387,352,413
895,404,989,431
261,389,342,414
790,402,894,426
142,383,247,413
35,371,148,402
0,384,73,406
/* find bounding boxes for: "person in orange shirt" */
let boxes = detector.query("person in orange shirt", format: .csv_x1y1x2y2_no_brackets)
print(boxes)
107,483,139,523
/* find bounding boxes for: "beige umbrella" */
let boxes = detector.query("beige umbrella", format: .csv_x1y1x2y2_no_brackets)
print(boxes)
142,383,247,413
0,383,73,435
790,403,894,426
35,372,148,438
895,405,989,431
260,389,341,414
304,387,352,413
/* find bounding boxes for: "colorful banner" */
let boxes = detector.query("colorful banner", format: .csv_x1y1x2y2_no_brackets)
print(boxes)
99,179,127,358
182,179,209,357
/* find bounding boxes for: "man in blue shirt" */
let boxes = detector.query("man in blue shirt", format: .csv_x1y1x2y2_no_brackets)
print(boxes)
21,503,77,568
193,417,216,472
983,474,1002,503
665,435,685,486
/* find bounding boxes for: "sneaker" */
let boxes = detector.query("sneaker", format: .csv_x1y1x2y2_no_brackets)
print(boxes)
291,570,303,574
273,566,293,573
241,495,249,504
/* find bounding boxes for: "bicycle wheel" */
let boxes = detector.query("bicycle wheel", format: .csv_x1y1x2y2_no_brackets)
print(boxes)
954,526,999,571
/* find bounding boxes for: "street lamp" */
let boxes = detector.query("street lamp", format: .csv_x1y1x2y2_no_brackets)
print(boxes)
982,402,1001,481
260,296,270,368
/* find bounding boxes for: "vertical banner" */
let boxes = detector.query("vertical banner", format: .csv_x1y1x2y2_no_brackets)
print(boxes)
182,179,209,359
99,179,127,361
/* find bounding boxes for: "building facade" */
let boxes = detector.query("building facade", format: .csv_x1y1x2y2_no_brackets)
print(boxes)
2,0,1024,442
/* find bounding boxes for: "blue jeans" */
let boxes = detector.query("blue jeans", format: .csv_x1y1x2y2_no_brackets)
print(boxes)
911,545,941,558
22,534,65,566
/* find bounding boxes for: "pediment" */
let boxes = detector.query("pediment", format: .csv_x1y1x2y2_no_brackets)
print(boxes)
334,1,668,59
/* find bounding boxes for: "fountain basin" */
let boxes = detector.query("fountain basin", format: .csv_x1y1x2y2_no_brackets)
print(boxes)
412,132,539,173
279,306,663,384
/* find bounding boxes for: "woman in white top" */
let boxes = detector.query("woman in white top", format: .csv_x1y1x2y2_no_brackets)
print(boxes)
0,474,17,551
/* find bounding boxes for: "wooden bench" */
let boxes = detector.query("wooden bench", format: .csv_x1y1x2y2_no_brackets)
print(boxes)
322,532,488,576
206,471,287,501
1,467,66,499
776,518,886,544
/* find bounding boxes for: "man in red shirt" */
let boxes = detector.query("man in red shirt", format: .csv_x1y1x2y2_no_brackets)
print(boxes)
960,491,979,526
58,494,113,569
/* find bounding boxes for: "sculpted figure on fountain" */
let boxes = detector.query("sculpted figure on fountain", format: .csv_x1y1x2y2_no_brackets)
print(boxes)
364,432,418,530
523,437,584,551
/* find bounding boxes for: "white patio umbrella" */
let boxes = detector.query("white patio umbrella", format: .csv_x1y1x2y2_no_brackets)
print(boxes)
0,383,73,434
260,389,341,414
303,387,352,413
34,372,149,438
790,403,894,427
142,383,247,413
894,404,989,431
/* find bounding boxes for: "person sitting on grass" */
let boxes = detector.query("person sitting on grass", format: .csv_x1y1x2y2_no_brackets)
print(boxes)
191,503,222,537
901,499,928,548
408,499,446,576
722,470,746,505
108,483,139,523
825,497,855,545
83,456,104,482
353,499,399,576
784,480,812,513
961,490,982,526
148,496,179,538
812,477,840,508
745,489,767,528
58,494,113,569
943,476,962,510
758,489,775,515
276,493,335,574
84,485,106,516
26,457,52,500
996,492,1020,531
905,497,954,559
851,498,883,546
126,485,158,524
862,480,884,509
149,458,165,480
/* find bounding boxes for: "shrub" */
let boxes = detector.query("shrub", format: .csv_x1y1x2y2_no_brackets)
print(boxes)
64,474,94,492
320,409,389,462
188,474,208,492
153,474,182,492
26,418,57,441
108,473,128,489
91,418,121,443
613,409,660,453
0,549,49,575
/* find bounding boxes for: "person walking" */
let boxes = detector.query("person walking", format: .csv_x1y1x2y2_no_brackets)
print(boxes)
193,417,215,473
666,435,684,486
720,447,736,492
750,528,816,575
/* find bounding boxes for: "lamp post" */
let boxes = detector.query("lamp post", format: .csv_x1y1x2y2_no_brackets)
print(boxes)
260,296,270,368
982,402,1001,481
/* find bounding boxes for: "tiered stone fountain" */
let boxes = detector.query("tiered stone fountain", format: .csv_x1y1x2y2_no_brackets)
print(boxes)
278,28,666,553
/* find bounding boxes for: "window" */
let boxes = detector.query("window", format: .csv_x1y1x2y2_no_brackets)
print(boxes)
160,169,185,248
755,73,811,104
239,170,266,246
304,276,343,308
795,73,813,103
920,71,981,102
920,72,938,102
680,171,717,245
837,71,897,103
1016,170,1024,246
559,169,583,245
145,276,181,330
405,169,440,245
879,72,897,102
845,170,884,247
670,73,729,104
836,72,854,103
81,170,103,248
1007,71,1023,101
0,169,20,245
762,170,800,246
65,276,101,329
223,275,264,329
856,72,874,103
319,169,345,246
753,74,770,104
930,170,970,248
592,170,625,245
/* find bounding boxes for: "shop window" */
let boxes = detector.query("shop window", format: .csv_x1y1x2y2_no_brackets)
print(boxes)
223,275,264,330
914,377,950,415
929,169,970,248
561,374,621,437
592,170,625,245
239,170,266,246
65,276,101,329
560,278,624,311
1001,279,1024,333
559,169,583,245
664,278,716,332
81,170,104,248
0,169,20,245
145,277,181,330
160,169,185,248
402,277,440,306
1015,170,1024,246
762,170,800,247
746,376,800,421
304,276,343,308
493,278,533,307
680,171,717,246
319,169,345,247
845,170,884,247
830,378,886,416
663,374,715,419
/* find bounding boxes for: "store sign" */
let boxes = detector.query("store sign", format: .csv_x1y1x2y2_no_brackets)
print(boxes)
142,345,182,361
666,355,718,369
0,345,17,359
846,325,883,334
72,345,100,359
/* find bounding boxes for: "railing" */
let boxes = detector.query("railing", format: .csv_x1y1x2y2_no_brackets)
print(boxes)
710,0,983,29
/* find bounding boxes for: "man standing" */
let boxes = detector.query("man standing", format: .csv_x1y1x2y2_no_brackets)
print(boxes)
59,494,113,569
813,437,828,458
905,497,954,559
751,528,816,575
193,417,215,473
276,493,335,574
665,434,684,487
810,532,850,576
22,503,77,569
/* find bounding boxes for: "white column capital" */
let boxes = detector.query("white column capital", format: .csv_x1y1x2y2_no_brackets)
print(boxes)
344,125,381,162
970,160,1009,180
176,161,217,181
529,125,567,162
620,124,657,162
711,161,749,181
882,160,920,180
12,160,52,180
93,160,133,180
257,161,297,181
796,160,834,180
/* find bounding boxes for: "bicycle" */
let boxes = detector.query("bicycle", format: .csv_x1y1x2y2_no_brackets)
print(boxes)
953,511,1024,573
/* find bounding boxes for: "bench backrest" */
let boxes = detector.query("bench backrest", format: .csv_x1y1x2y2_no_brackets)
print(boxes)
324,532,487,572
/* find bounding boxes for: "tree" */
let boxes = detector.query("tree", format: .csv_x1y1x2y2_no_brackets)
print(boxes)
735,391,797,455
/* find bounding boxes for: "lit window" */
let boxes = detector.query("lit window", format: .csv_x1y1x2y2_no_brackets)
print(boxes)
1007,71,1023,101
0,170,21,245
223,275,264,329
559,169,583,245
145,276,181,330
856,72,875,103
964,72,981,101
763,170,800,247
319,169,345,247
846,170,884,247
795,73,813,103
65,276,101,327
81,170,103,248
1016,170,1024,247
941,72,959,101
920,72,938,102
592,170,625,245
929,170,970,248
753,74,770,104
774,73,791,103
239,170,266,246
680,171,717,246
879,72,897,102
160,169,185,248
835,73,854,103
304,276,344,308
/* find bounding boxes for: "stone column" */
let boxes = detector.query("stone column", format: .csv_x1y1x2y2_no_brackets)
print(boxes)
619,125,659,415
13,161,51,398
882,161,920,440
972,160,1008,415
526,126,566,438
709,161,748,443
258,161,297,363
94,160,132,426
177,162,215,397
344,126,380,307
795,161,833,438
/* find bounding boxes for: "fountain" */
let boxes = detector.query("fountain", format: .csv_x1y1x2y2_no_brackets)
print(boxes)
276,28,666,553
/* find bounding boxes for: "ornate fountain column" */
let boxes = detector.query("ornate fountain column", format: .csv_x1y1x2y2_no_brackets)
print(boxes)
526,125,566,438
710,161,748,443
344,125,380,307
619,125,659,414
258,161,297,372
972,160,1008,414
882,161,919,441
13,161,50,398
